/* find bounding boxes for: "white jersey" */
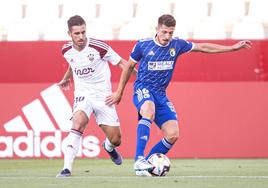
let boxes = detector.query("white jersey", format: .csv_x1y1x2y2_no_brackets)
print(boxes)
62,38,121,98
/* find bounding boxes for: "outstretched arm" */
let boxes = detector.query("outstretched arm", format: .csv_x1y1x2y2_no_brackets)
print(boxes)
192,40,252,53
105,59,136,105
57,65,72,90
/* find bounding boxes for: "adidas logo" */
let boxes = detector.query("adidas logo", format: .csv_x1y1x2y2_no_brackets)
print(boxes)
148,50,155,56
0,84,100,158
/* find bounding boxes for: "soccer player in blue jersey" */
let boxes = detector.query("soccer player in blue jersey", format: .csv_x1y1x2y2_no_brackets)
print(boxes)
106,14,252,176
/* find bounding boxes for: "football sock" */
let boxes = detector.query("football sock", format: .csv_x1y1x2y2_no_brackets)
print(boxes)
135,118,152,161
104,137,114,152
146,138,173,160
63,129,82,171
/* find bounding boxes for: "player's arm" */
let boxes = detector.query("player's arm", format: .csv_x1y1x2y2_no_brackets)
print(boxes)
117,58,137,76
105,59,136,105
192,40,252,53
57,65,73,90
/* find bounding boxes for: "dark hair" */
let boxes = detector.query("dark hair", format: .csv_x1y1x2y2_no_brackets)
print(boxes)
158,14,176,27
67,15,86,31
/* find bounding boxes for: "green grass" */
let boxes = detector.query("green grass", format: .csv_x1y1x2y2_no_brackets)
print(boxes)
0,159,268,188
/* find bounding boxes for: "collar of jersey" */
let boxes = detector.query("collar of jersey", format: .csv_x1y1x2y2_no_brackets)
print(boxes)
153,34,170,47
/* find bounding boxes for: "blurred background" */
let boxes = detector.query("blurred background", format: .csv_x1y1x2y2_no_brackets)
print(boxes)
0,0,268,41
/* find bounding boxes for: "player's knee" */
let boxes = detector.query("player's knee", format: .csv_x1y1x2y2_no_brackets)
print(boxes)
73,117,87,125
166,130,179,144
140,107,155,121
72,118,87,132
110,134,121,147
142,112,155,121
73,112,88,128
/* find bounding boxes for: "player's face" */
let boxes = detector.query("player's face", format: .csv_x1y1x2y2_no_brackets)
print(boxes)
156,24,175,46
69,24,87,50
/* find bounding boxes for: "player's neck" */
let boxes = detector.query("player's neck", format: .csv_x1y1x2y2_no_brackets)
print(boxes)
154,36,169,47
73,38,87,52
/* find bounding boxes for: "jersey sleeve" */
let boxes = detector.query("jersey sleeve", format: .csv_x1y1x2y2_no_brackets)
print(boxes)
178,39,194,53
103,47,122,66
130,41,142,63
89,38,121,65
62,42,72,56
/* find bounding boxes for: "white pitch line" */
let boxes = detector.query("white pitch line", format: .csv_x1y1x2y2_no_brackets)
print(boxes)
0,176,268,180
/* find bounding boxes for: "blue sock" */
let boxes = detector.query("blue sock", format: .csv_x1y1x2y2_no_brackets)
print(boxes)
135,118,152,161
145,138,173,160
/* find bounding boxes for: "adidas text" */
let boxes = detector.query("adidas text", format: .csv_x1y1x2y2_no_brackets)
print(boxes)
0,130,101,158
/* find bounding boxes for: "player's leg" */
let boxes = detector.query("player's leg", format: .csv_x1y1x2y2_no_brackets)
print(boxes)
133,89,155,175
94,100,122,165
134,100,155,176
135,100,155,161
100,125,122,165
56,110,89,177
56,95,92,178
145,98,179,159
146,120,179,159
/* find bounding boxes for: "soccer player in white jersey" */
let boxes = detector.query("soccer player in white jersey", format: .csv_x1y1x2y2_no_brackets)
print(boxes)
56,15,128,177
106,14,252,176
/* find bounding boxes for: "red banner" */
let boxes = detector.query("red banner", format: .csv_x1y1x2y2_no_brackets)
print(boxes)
1,82,268,158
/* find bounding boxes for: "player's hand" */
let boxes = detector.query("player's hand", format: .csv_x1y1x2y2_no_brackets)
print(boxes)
57,79,71,90
105,92,122,106
233,40,252,50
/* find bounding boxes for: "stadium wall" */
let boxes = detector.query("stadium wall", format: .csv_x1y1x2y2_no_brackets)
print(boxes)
0,40,268,159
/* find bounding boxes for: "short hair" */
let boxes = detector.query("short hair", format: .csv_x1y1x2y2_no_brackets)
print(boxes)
158,14,176,27
67,15,86,31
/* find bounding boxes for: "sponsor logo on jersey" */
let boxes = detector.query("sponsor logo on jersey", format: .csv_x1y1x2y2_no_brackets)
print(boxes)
74,67,95,76
0,84,101,158
148,61,174,70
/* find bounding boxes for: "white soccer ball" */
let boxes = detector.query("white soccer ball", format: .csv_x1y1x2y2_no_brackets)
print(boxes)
147,153,171,176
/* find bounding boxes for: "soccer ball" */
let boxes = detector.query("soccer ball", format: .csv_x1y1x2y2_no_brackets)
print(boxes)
147,153,171,176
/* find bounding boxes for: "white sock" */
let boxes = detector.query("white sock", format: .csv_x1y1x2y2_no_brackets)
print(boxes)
63,129,82,171
104,138,115,152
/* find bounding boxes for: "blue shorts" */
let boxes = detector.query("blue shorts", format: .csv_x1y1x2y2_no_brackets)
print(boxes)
133,88,178,128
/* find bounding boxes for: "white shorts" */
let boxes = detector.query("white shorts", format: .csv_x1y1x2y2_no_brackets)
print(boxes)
73,95,120,127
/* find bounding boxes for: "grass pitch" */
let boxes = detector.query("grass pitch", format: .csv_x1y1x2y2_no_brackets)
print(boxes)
0,159,268,188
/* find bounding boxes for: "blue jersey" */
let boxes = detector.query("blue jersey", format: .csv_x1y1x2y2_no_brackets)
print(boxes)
130,37,193,96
